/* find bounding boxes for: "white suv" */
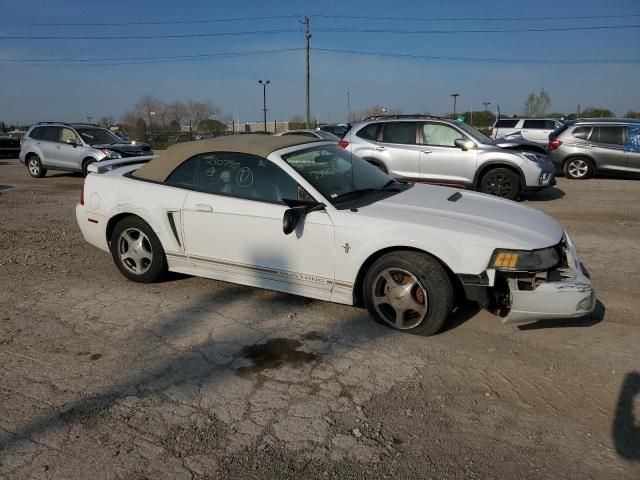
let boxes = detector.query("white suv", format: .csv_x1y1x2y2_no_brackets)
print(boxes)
491,118,564,144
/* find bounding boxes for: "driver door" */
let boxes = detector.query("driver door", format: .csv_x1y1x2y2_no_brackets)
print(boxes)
418,122,478,186
178,152,336,299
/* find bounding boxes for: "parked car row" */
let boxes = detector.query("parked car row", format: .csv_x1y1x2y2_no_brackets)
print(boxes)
18,122,152,177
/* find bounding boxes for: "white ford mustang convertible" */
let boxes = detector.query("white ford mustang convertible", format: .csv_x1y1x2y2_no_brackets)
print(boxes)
76,136,595,335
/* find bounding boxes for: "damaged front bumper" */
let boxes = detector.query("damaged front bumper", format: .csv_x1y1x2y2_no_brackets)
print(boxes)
501,235,596,324
459,234,596,325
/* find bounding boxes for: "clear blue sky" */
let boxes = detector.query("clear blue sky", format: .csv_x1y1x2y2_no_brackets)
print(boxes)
1,0,639,125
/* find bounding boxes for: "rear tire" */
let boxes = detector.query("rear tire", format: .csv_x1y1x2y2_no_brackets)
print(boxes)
564,157,594,180
27,155,46,178
479,167,520,200
109,216,167,283
363,251,454,336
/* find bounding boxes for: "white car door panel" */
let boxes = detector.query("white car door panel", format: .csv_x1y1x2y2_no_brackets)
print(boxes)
182,193,335,299
173,151,336,300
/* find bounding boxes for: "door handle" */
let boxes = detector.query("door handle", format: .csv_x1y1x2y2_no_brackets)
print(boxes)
421,150,432,154
375,146,386,151
194,203,213,212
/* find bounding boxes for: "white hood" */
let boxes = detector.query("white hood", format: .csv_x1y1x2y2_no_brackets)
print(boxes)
358,184,564,250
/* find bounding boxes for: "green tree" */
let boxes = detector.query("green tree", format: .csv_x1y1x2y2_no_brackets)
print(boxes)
197,119,226,134
625,110,640,119
579,107,615,118
523,89,551,117
462,111,495,128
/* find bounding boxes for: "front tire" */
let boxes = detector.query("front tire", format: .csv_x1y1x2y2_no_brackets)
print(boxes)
564,157,594,180
479,167,520,200
363,251,454,336
27,155,47,178
109,216,167,283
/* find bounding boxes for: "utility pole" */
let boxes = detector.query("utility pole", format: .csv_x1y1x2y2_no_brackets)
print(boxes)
304,16,311,128
483,102,491,112
347,91,351,124
450,93,460,119
258,79,270,132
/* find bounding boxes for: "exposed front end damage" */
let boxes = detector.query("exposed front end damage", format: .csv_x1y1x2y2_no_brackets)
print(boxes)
460,234,596,325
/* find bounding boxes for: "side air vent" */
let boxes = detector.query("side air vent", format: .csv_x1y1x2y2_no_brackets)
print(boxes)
167,212,181,247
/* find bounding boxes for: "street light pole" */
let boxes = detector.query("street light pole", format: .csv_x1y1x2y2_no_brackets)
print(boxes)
483,102,491,112
258,80,270,133
450,93,460,119
347,91,351,124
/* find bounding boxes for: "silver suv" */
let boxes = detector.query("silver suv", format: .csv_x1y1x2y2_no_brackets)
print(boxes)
340,115,555,200
19,122,152,178
548,118,640,179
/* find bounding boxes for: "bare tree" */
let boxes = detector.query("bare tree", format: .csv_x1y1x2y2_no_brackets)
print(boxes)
98,116,115,128
349,105,402,122
523,89,551,117
185,99,220,128
166,100,187,126
134,95,163,131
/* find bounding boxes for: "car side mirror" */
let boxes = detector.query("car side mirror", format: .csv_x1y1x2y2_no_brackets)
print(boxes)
66,139,77,147
282,200,325,235
454,138,474,151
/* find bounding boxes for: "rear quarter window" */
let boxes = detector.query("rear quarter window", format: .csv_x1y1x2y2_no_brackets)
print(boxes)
28,127,43,140
495,119,519,128
356,123,380,141
571,127,591,140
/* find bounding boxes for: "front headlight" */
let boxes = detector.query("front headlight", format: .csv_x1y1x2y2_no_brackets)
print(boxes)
521,152,544,163
490,246,560,272
101,149,122,159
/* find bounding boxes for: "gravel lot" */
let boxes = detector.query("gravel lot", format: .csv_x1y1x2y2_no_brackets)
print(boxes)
1,157,639,479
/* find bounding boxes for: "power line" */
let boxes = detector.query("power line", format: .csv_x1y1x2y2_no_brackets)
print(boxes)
0,48,304,67
0,15,299,26
312,13,640,22
315,24,640,34
313,47,640,64
0,28,300,41
0,48,304,63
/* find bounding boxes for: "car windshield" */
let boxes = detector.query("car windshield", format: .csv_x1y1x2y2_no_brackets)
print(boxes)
282,144,406,208
454,121,493,144
75,128,121,145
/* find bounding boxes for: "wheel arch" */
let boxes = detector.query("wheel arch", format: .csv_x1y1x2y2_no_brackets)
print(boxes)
106,212,146,246
361,157,388,173
473,161,525,190
352,246,464,307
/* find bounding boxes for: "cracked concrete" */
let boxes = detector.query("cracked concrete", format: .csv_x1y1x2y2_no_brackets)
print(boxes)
1,159,640,479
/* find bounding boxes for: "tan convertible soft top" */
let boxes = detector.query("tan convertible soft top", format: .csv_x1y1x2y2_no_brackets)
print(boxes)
134,135,323,182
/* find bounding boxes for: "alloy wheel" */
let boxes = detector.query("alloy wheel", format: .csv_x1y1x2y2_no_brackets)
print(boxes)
485,173,513,197
371,268,428,329
117,228,153,274
567,159,589,178
28,158,41,176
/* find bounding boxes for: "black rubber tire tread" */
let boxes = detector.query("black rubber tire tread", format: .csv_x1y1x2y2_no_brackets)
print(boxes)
27,154,46,178
362,251,454,336
479,167,520,200
109,216,167,283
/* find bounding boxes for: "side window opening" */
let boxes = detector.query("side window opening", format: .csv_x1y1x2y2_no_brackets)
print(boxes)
165,152,307,204
381,122,416,145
